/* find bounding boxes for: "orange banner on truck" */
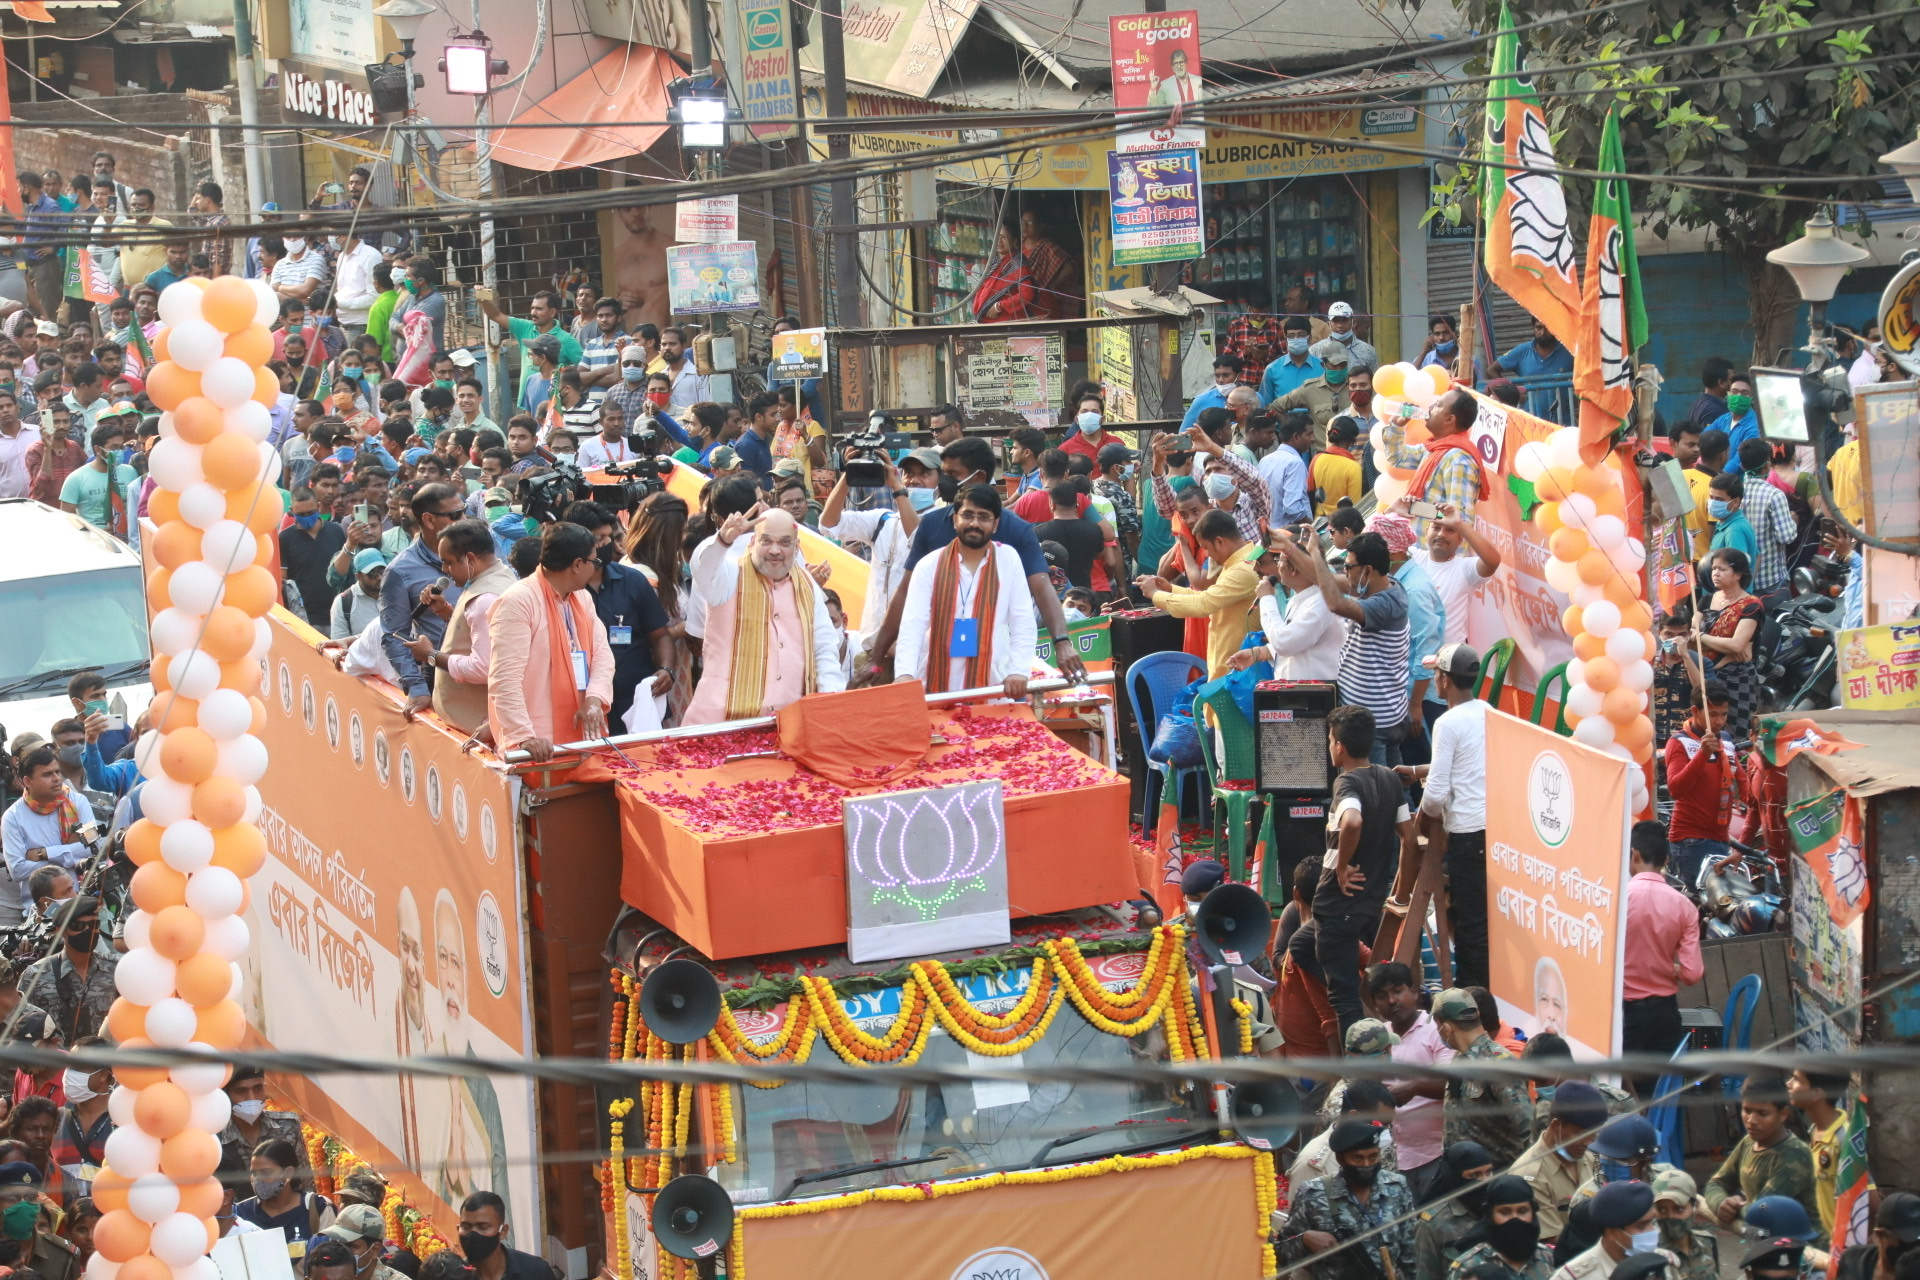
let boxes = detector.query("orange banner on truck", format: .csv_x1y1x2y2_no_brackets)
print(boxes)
246,610,539,1238
1482,710,1630,1059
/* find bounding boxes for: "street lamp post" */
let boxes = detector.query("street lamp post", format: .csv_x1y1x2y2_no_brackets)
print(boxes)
1764,210,1870,365
373,0,435,206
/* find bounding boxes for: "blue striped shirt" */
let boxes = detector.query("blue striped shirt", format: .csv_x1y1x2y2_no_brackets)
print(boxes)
1337,575,1411,728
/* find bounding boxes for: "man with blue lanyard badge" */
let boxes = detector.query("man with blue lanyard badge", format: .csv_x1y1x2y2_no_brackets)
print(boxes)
565,501,674,731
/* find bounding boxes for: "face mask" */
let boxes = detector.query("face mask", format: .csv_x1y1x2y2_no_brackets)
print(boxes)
621,365,646,385
1708,499,1731,520
434,378,453,390
460,1233,501,1263
1657,1219,1691,1249
284,237,306,253
907,486,937,511
1553,1145,1576,1164
1627,1228,1660,1256
647,390,671,408
1204,473,1235,502
295,512,320,529
486,505,509,523
1487,1215,1542,1261
65,924,98,951
596,542,617,567
1287,337,1310,356
342,367,362,381
232,1099,266,1123
56,744,84,766
1324,368,1349,386
2,1200,39,1241
1121,462,1138,480
62,1068,99,1102
1333,329,1355,343
1727,393,1754,416
1599,1159,1634,1185
1076,411,1102,435
1459,1183,1490,1217
250,1177,285,1201
1339,1163,1379,1189
1434,339,1457,354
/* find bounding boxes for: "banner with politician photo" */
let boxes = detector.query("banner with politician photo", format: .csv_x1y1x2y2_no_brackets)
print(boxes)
665,241,762,313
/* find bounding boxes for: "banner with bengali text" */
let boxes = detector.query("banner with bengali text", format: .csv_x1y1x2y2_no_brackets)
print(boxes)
1835,621,1920,709
1483,710,1630,1059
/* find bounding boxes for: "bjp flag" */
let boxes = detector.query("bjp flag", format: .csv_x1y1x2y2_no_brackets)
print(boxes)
1480,5,1582,350
1573,109,1648,466
10,2,53,21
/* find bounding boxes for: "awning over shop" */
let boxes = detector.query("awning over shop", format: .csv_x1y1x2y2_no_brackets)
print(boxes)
1783,708,1920,798
489,43,679,172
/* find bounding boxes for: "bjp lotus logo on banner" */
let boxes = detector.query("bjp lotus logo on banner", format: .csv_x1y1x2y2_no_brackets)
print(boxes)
1526,749,1573,848
950,1248,1050,1280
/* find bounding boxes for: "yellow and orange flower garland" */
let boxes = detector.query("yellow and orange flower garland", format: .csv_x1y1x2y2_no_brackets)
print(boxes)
293,1120,453,1258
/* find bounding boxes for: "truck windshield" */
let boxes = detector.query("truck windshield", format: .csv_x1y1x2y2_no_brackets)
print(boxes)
722,999,1191,1204
0,567,150,692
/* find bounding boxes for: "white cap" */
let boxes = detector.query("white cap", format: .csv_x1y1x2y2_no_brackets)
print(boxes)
448,348,476,367
1327,301,1354,319
34,320,61,337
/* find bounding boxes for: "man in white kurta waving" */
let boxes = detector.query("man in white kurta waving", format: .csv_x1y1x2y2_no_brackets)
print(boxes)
896,484,1036,698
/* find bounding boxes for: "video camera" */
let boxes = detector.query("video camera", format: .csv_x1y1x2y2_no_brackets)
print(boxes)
598,456,674,510
520,458,592,525
839,412,893,488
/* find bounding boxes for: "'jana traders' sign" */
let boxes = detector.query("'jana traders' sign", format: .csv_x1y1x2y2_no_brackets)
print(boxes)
1108,148,1204,266
732,0,799,141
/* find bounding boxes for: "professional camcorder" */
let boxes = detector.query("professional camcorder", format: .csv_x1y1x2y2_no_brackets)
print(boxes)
839,412,892,488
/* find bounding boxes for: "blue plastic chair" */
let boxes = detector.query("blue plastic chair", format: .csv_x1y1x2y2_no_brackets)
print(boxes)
1126,651,1210,835
1646,1032,1694,1166
1721,974,1763,1098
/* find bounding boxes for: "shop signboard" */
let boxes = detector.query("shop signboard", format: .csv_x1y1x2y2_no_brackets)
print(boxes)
1836,621,1920,709
1110,11,1205,152
1854,381,1920,543
770,326,828,380
799,0,981,99
288,0,379,72
1097,313,1137,421
664,241,762,313
953,333,1057,430
278,62,378,125
732,0,800,141
1483,712,1630,1059
673,195,740,243
1108,148,1204,266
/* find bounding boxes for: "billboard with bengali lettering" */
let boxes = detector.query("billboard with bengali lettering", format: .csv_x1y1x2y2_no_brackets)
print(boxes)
665,241,762,314
1107,148,1204,266
1835,621,1920,709
247,610,537,1240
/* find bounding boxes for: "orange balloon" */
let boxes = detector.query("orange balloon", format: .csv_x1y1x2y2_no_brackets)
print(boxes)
245,499,282,536
147,567,173,610
93,1210,151,1263
113,1037,170,1090
123,818,164,866
160,1129,225,1180
1602,685,1644,724
151,329,171,363
1534,502,1564,535
186,276,211,291
119,1255,173,1280
203,432,261,491
202,605,256,662
152,521,203,570
176,951,234,1007
91,1168,132,1214
1620,600,1654,634
1536,467,1579,502
1549,527,1590,563
225,565,278,618
1426,365,1453,394
201,277,257,334
253,366,280,406
1572,632,1608,662
133,1080,193,1140
256,532,276,564
221,657,263,693
148,489,180,525
1616,713,1654,752
149,904,207,962
1584,656,1622,693
224,323,273,368
177,1178,223,1221
172,397,226,446
204,1216,220,1252
192,776,248,829
145,691,199,736
249,696,268,734
1561,604,1585,637
1594,486,1626,518
1574,465,1615,499
1576,549,1613,586
1631,741,1654,766
146,362,201,413
191,1000,247,1051
130,861,189,912
1603,576,1643,612
106,997,150,1042
160,726,218,785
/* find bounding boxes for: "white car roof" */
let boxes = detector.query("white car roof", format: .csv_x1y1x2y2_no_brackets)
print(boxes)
0,499,146,582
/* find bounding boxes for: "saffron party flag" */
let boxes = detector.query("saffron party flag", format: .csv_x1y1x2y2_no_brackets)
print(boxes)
1479,5,1581,350
1828,1094,1874,1278
64,244,118,305
1757,717,1863,768
1785,789,1869,927
1573,109,1647,466
11,2,53,21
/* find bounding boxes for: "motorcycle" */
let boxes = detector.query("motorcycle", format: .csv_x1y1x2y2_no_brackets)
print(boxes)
1694,838,1788,939
1760,577,1843,711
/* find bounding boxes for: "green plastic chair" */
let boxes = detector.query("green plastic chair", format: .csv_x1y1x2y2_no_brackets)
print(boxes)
1193,686,1264,882
1478,637,1518,706
1530,661,1572,735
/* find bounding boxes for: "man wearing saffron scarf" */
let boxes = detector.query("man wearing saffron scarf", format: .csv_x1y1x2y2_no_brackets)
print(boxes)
684,508,846,725
895,485,1035,698
1,746,96,929
486,522,615,762
1381,389,1488,537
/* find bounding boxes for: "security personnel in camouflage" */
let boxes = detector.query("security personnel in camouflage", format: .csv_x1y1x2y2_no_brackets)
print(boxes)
0,1161,78,1280
1447,1174,1560,1280
1416,1143,1498,1280
1433,988,1531,1168
1284,1118,1419,1280
1573,1116,1678,1207
1651,1170,1722,1280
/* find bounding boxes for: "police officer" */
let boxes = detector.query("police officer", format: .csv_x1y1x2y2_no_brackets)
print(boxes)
0,1161,78,1280
1433,988,1531,1167
1416,1142,1496,1280
1448,1175,1558,1280
1610,1253,1672,1280
1286,1118,1419,1280
1575,1116,1674,1205
320,1204,409,1280
1550,1181,1677,1280
1509,1082,1607,1244
1743,1238,1809,1280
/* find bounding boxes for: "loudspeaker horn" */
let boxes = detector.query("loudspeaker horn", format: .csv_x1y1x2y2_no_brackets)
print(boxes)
639,957,722,1045
1229,1079,1303,1152
650,1174,736,1260
1191,883,1270,966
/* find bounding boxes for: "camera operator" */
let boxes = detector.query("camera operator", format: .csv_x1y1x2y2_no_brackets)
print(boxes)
18,894,117,1045
0,748,98,930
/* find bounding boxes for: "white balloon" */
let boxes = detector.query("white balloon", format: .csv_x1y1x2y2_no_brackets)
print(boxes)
188,1086,232,1133
128,1172,183,1224
1571,715,1617,748
177,482,226,531
137,777,193,827
1604,742,1634,761
199,519,256,574
108,1084,139,1127
165,560,225,614
149,438,205,492
149,608,203,658
1581,600,1622,638
201,356,257,409
259,441,284,485
202,913,250,961
1542,555,1582,596
1571,582,1605,607
176,1257,221,1280
1369,423,1387,452
229,961,246,1002
1606,627,1649,664
1404,369,1440,408
1566,658,1587,689
86,1251,122,1280
116,947,178,1005
1562,493,1599,528
1588,513,1627,551
152,1211,213,1267
145,997,200,1048
167,319,224,372
1606,539,1647,573
242,784,263,824
1373,473,1409,506
1513,441,1552,483
157,410,178,441
1566,683,1604,720
167,648,222,700
1371,394,1404,422
186,865,244,918
1548,427,1585,471
225,400,272,443
159,819,215,873
158,280,205,326
134,730,166,774
250,618,273,662
122,909,152,952
171,1042,231,1096
103,1124,163,1178
1621,659,1655,693
197,688,253,740
249,277,278,327
215,734,268,785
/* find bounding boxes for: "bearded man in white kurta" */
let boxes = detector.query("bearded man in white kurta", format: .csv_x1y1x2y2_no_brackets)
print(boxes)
895,484,1035,699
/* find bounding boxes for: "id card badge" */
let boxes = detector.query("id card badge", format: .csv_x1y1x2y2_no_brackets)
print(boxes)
570,648,589,690
950,617,980,658
608,625,633,647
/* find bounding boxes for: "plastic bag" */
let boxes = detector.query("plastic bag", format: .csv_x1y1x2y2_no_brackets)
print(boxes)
1147,709,1203,769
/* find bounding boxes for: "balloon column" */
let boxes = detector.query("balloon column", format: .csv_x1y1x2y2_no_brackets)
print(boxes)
87,276,282,1280
1512,426,1655,816
1364,361,1456,508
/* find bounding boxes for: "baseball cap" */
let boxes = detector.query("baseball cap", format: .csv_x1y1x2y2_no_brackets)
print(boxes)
34,320,60,337
1548,1080,1608,1129
103,400,141,418
448,348,476,368
1650,1169,1698,1209
1344,1018,1400,1057
1430,988,1478,1022
1312,339,1350,367
1422,643,1482,687
1328,301,1354,319
1589,1179,1655,1229
707,445,739,471
1743,1196,1815,1242
261,202,281,213
1096,441,1138,469
402,447,432,466
1876,1191,1920,1243
771,458,806,478
482,486,513,507
1739,1239,1805,1275
322,1203,386,1244
351,549,387,574
901,446,943,473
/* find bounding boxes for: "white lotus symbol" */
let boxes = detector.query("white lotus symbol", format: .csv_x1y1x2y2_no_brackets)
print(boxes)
848,783,1004,920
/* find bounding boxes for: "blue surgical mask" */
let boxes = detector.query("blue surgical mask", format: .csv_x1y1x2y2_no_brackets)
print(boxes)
1434,339,1458,355
1627,1229,1660,1256
294,513,319,528
622,365,646,384
1287,337,1310,356
1204,473,1235,501
907,486,936,511
1121,462,1138,480
1333,329,1355,343
1076,411,1102,435
1599,1159,1634,1185
1708,498,1732,520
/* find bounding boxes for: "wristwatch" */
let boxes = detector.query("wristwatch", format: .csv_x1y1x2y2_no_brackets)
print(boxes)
890,489,908,501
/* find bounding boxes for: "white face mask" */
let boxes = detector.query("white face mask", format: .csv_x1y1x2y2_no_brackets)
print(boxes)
231,1098,266,1122
284,237,306,253
62,1068,99,1102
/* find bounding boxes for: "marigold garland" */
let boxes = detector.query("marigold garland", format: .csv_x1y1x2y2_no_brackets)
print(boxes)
1253,1149,1280,1279
606,1099,635,1280
1231,996,1255,1057
292,1119,451,1258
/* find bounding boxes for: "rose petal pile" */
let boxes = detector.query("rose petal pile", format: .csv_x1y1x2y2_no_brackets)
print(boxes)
88,276,279,1280
1513,426,1654,814
1365,361,1454,507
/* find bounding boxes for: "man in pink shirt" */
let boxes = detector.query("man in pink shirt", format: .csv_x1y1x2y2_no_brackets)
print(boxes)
487,521,614,760
1367,961,1454,1196
1622,820,1704,1090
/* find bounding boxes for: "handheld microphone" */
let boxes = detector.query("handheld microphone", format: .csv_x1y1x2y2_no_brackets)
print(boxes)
409,576,451,623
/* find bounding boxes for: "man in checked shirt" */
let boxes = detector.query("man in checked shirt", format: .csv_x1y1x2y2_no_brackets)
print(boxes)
1380,390,1488,538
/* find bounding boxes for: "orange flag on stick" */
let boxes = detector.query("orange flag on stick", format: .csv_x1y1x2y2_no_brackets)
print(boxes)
11,2,54,21
1573,109,1648,466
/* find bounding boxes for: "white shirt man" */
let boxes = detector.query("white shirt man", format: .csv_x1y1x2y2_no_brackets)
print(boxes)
575,430,637,470
822,506,917,654
895,531,1036,694
1420,654,1488,837
1409,506,1500,648
1244,542,1345,681
331,237,385,328
0,406,42,501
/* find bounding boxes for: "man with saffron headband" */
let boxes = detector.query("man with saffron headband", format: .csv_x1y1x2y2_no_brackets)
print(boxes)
895,485,1035,698
486,521,615,762
1380,388,1488,538
684,507,846,725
